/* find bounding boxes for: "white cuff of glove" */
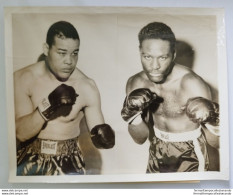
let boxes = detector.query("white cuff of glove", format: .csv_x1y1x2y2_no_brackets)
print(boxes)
37,97,51,121
204,123,220,136
129,112,143,125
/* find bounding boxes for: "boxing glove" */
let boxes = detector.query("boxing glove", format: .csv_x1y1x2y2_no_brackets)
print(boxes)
121,88,158,122
90,124,115,149
38,84,78,121
186,97,219,126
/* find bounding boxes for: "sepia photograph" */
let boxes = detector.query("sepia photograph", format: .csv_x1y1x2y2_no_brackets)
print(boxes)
4,6,229,183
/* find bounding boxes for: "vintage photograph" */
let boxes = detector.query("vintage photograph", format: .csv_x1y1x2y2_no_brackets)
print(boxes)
4,7,229,183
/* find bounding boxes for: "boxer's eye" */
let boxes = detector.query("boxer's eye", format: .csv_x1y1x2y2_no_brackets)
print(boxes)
159,56,168,61
144,55,152,60
58,52,66,56
72,50,79,56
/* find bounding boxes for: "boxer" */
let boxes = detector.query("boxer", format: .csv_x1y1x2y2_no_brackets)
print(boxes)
15,21,115,176
121,22,219,173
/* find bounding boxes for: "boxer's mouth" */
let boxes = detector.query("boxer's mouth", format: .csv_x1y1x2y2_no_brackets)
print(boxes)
149,72,162,77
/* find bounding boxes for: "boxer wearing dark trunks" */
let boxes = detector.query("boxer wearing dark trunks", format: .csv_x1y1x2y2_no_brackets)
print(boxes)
121,22,219,173
14,21,115,175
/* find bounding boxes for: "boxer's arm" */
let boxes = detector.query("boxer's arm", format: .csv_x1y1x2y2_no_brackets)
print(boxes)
125,78,150,144
14,71,45,142
128,115,149,144
181,72,212,101
182,73,219,148
84,80,115,149
83,81,105,130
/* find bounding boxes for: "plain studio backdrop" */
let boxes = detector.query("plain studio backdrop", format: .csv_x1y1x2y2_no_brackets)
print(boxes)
11,10,219,175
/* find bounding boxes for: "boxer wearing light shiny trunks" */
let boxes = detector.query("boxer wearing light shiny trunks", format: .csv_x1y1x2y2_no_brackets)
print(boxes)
14,21,115,176
121,22,219,173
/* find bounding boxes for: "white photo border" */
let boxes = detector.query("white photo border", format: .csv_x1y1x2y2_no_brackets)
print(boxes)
5,6,229,183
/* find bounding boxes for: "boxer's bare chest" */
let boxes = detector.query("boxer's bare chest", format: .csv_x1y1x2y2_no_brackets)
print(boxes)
155,90,185,118
146,81,186,118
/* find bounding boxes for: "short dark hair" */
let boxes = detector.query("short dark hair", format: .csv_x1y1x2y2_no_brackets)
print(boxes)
46,21,80,48
138,22,176,53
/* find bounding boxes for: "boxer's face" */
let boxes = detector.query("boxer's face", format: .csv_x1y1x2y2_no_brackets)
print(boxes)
140,39,175,83
44,36,80,81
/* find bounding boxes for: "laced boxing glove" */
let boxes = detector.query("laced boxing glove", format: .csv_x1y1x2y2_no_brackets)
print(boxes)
121,88,158,123
90,124,115,149
38,84,78,121
186,97,219,126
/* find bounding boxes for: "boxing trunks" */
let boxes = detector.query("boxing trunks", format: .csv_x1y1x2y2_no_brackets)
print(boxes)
146,126,209,173
17,137,85,175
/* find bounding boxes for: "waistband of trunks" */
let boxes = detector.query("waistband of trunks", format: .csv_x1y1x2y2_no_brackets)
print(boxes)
154,126,202,142
30,137,79,156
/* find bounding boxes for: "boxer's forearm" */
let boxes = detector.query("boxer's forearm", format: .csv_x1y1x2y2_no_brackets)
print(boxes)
121,88,157,144
128,118,149,144
16,109,45,142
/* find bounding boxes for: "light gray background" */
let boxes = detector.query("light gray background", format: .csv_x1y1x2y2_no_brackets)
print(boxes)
0,0,232,189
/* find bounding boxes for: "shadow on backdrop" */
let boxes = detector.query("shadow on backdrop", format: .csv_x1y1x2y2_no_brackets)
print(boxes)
175,40,195,70
175,40,219,102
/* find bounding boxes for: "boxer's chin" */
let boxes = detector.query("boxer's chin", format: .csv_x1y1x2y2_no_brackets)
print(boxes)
146,73,166,84
54,71,73,82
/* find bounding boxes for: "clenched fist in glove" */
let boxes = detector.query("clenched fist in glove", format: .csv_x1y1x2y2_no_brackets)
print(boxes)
38,84,78,121
90,124,115,149
186,97,219,126
121,88,158,122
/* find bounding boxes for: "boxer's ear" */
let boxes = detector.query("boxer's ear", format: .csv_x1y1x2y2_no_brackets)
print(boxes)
43,43,49,56
172,51,176,61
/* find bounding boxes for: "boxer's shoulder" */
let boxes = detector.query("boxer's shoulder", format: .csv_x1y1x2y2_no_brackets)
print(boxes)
69,69,100,102
181,71,211,98
126,71,149,93
14,61,44,82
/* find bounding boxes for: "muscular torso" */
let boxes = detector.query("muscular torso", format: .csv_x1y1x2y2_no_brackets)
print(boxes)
31,80,85,140
15,61,96,140
151,83,198,133
127,64,211,133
